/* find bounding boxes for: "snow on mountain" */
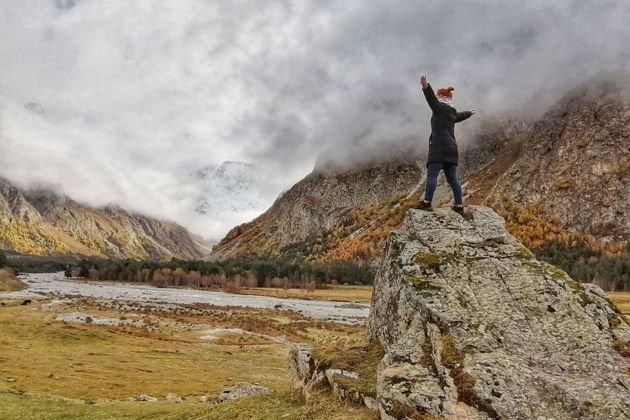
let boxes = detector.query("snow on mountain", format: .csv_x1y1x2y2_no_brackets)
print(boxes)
191,160,263,216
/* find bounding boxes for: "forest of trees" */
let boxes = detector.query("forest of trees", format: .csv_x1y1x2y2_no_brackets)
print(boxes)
534,240,630,291
67,254,374,292
497,198,630,291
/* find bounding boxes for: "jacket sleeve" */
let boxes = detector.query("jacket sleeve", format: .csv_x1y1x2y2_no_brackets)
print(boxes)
422,84,440,113
455,111,473,123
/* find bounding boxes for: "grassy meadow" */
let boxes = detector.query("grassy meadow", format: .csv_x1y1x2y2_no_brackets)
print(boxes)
0,282,627,420
0,296,375,420
237,285,372,302
609,291,630,314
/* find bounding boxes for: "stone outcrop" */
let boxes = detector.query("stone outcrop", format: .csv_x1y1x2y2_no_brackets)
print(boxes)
288,343,378,411
216,382,274,403
367,206,630,420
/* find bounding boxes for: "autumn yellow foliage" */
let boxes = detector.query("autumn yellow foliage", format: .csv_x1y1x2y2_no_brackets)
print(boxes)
312,192,420,264
496,198,625,257
0,220,69,255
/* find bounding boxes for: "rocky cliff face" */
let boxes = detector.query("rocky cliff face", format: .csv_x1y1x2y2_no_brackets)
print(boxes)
367,207,630,419
212,161,422,258
472,82,630,241
0,177,203,259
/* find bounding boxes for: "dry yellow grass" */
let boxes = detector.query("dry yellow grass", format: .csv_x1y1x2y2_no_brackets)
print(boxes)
0,388,378,420
0,297,371,419
239,287,628,311
0,302,288,400
0,269,26,292
609,291,630,314
238,285,373,302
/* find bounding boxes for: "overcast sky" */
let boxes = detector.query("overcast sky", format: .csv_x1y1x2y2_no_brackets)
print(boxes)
1,0,629,240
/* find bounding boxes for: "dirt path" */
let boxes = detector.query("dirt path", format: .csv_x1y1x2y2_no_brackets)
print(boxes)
1,272,370,323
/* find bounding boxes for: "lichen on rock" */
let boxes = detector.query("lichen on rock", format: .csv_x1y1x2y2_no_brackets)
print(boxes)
368,206,630,420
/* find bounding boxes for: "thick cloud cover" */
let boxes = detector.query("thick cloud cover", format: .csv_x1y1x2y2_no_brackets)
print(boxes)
0,0,629,239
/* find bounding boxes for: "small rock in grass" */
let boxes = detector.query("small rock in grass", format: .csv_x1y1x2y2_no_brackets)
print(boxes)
135,394,158,402
217,382,274,403
198,395,209,403
165,393,182,403
5,378,16,382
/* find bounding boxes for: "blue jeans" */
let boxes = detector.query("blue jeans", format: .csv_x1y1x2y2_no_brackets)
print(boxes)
423,163,463,205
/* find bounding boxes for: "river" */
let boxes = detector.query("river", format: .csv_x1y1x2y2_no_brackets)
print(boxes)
1,272,370,323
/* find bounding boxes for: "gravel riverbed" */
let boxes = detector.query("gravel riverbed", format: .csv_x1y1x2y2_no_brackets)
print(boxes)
1,272,370,323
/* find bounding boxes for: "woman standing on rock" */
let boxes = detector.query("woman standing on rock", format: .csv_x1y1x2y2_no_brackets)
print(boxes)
417,75,476,213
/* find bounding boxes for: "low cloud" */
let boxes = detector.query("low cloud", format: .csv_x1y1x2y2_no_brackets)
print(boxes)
0,1,628,239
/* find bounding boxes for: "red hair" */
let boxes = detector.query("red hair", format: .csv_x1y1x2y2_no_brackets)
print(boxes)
437,86,455,97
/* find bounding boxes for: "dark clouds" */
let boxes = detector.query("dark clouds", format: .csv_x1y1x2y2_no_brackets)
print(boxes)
0,0,629,238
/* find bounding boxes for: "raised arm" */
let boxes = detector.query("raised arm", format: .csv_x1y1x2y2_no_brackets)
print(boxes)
420,76,440,113
455,111,472,123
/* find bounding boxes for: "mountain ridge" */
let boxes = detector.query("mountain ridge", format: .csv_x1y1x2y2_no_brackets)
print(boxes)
0,176,204,259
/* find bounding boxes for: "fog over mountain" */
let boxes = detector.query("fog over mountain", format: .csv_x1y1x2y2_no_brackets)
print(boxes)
0,1,628,239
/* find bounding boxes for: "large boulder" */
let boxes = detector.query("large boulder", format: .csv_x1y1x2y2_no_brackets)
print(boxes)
367,206,630,420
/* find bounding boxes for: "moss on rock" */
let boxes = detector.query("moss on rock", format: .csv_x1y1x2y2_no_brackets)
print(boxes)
414,252,441,271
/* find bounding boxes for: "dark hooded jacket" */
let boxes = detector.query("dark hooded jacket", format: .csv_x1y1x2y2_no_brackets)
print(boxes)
422,84,472,166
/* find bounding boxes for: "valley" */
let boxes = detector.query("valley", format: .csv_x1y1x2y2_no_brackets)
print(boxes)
0,275,375,419
2,268,628,418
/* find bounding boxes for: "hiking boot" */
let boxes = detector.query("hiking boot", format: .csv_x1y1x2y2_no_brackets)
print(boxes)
452,205,465,214
416,200,433,211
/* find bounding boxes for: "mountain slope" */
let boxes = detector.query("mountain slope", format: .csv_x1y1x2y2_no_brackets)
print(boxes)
475,81,630,241
0,178,203,259
212,159,422,260
211,80,630,279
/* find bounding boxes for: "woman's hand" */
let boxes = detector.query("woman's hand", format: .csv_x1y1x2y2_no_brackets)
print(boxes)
420,75,428,88
470,109,477,115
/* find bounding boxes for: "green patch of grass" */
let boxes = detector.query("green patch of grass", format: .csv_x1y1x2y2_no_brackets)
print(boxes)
565,280,582,290
0,390,376,420
0,298,377,419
